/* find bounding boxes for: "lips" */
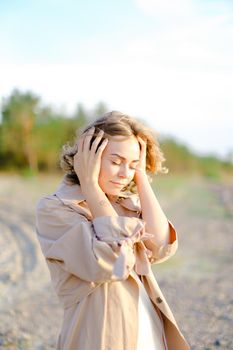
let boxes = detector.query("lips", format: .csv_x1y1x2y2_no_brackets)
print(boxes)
111,181,126,186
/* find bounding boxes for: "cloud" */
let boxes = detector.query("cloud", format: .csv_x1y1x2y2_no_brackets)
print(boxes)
135,0,195,18
132,0,233,72
135,0,233,20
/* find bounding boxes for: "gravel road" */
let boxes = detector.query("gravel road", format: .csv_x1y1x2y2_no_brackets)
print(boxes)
0,174,232,350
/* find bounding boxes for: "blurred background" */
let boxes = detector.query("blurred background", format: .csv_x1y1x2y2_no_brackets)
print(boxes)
0,0,232,349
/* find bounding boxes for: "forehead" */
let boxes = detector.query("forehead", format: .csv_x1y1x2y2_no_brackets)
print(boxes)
105,135,140,159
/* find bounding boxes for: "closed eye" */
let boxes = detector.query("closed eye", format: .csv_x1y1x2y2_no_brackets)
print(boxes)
111,161,137,170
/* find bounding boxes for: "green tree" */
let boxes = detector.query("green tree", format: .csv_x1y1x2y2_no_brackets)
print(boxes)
35,105,87,172
73,103,88,127
1,89,40,172
93,101,108,117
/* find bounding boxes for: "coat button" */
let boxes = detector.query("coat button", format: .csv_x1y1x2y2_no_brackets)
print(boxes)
90,282,96,287
156,297,163,303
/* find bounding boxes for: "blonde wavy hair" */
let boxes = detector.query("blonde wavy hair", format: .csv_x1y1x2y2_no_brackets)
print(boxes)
60,111,168,193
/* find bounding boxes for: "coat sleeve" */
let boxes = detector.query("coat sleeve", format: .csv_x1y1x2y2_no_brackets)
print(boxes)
144,220,178,265
35,195,153,283
123,195,179,265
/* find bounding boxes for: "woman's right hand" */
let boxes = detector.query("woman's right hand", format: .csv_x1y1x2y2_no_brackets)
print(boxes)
73,127,108,189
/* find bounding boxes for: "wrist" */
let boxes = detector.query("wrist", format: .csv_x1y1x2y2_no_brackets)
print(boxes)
82,182,104,197
81,183,118,218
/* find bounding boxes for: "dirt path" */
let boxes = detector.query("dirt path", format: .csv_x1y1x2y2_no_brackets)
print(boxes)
0,174,232,349
153,177,233,350
0,175,63,349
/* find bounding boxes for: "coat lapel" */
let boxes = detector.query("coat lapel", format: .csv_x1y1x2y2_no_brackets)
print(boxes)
141,272,178,327
54,178,142,218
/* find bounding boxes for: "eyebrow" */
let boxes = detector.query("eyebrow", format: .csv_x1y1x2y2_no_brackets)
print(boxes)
110,153,139,162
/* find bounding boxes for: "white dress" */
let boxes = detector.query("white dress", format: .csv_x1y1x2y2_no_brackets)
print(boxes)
131,269,168,350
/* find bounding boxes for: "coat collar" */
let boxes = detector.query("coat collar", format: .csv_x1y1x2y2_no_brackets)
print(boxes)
54,177,141,214
54,177,153,277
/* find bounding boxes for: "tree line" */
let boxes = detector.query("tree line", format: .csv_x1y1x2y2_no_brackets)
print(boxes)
0,89,232,180
0,89,107,173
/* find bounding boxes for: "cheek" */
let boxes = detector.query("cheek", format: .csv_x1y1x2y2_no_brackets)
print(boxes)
99,160,115,178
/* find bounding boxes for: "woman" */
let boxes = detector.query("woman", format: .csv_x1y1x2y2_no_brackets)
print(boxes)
35,111,190,350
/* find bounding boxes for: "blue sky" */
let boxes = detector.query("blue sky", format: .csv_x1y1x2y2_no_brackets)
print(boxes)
1,0,233,160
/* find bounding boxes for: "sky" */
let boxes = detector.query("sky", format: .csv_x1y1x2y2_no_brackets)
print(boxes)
0,0,233,160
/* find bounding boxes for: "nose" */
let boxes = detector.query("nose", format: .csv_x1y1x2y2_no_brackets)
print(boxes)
118,164,131,178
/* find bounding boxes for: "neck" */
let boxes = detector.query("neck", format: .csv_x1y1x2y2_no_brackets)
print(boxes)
106,194,120,203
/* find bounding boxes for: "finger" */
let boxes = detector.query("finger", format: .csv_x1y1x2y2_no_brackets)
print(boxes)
83,127,95,154
137,136,147,152
96,138,108,158
90,129,105,154
76,136,85,153
137,135,146,144
76,128,93,153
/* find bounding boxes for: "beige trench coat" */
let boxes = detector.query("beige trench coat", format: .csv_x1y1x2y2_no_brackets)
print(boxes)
35,178,190,350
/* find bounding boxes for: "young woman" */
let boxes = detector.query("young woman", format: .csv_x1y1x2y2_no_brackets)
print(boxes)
35,111,190,350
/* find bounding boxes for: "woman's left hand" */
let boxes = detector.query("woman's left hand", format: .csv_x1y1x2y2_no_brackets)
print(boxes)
134,136,147,183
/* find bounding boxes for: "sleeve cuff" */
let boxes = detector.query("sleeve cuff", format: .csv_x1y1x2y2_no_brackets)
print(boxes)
92,215,153,244
144,220,178,264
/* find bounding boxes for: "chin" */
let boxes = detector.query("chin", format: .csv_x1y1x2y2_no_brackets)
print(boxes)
106,188,121,196
100,183,121,196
